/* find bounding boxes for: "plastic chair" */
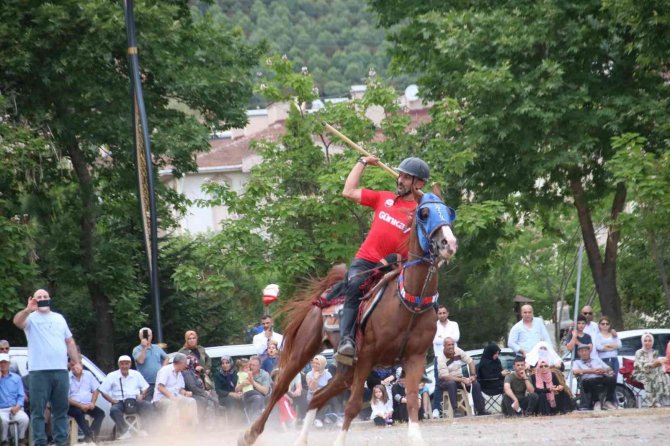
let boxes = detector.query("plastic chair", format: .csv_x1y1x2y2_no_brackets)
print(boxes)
620,358,648,407
441,382,473,419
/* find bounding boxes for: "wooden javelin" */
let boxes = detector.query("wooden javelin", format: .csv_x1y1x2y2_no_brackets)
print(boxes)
322,122,399,178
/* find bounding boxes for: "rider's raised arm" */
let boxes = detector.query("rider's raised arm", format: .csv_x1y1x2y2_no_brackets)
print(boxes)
342,156,379,203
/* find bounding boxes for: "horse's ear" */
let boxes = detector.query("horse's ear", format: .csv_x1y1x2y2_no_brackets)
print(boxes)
431,182,443,199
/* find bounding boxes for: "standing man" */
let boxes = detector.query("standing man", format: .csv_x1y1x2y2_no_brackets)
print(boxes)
68,363,105,443
0,353,29,446
132,327,168,400
565,315,595,360
431,305,460,417
580,305,599,338
252,316,284,357
507,304,554,357
99,356,152,440
337,156,430,362
13,289,80,446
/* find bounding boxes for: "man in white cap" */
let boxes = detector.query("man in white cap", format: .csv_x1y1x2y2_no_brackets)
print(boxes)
13,288,80,446
0,353,29,446
99,355,152,440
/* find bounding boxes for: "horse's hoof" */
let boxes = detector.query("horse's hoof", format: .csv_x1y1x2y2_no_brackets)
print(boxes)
237,430,252,446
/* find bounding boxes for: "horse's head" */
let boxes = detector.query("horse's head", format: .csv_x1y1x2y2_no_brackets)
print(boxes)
413,185,458,262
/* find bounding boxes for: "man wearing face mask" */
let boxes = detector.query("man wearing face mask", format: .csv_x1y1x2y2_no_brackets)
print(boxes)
13,289,81,446
336,156,429,363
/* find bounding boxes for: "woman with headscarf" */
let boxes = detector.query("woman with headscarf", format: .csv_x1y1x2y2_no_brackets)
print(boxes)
525,341,563,370
477,343,509,396
213,356,242,409
633,332,670,407
306,355,332,427
531,359,571,415
179,330,213,390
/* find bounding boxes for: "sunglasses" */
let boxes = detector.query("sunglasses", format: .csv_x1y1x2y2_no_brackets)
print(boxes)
582,312,593,315
538,365,549,368
0,348,8,352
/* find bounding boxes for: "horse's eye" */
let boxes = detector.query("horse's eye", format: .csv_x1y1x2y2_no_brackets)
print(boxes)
420,208,429,220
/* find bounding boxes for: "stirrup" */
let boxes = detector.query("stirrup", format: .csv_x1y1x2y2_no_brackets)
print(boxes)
335,352,355,366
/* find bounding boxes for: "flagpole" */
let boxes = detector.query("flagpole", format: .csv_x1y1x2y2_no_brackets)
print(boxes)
123,0,163,343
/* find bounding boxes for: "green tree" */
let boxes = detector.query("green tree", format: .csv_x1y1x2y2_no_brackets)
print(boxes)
368,0,670,329
0,0,262,368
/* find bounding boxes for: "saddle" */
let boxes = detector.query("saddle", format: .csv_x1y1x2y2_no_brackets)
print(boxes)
314,265,400,333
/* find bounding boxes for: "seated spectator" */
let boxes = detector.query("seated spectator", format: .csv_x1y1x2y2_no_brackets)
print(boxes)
530,359,571,415
477,343,510,396
0,353,29,446
502,356,538,416
68,363,105,443
525,341,563,371
369,385,393,426
507,304,554,357
565,315,595,360
182,355,217,420
261,341,280,374
419,376,431,420
435,338,489,417
391,374,408,422
99,355,152,440
236,356,271,421
178,330,213,391
152,353,198,425
287,372,305,421
270,369,297,431
572,344,617,410
213,356,242,412
633,332,670,408
305,355,331,427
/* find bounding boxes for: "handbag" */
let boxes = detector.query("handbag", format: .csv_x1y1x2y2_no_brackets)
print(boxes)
120,377,138,414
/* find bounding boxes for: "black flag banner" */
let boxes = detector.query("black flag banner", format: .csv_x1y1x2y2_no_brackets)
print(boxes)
123,0,163,342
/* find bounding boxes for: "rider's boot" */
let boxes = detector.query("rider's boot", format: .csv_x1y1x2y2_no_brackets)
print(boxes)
336,307,358,359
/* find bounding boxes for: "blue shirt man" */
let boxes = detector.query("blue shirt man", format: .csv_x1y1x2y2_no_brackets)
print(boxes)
132,327,167,398
507,304,554,356
0,353,29,443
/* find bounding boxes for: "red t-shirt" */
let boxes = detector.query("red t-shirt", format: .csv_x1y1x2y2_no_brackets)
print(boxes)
354,189,416,262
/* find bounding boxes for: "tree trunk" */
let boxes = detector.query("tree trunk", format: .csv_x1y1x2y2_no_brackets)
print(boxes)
570,178,626,329
648,230,670,309
67,142,116,372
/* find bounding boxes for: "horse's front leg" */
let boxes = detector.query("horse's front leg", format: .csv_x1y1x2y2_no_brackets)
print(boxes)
404,355,428,446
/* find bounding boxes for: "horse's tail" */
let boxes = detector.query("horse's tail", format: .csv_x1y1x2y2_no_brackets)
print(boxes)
278,263,347,370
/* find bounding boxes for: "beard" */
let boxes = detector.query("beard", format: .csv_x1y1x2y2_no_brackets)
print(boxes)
395,181,411,197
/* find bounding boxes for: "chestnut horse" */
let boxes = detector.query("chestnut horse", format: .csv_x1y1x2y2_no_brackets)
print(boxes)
239,185,457,446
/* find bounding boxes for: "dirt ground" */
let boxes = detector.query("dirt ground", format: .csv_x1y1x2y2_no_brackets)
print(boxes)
109,407,669,446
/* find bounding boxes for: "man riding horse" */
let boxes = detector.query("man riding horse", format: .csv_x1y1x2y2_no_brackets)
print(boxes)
336,155,430,362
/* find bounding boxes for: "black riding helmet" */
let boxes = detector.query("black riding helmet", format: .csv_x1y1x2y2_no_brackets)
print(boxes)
396,157,430,182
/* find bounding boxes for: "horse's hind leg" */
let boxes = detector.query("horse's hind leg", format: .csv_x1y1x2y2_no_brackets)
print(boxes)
294,368,353,446
239,309,323,446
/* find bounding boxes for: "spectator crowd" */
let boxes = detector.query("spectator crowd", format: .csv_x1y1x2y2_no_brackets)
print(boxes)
4,291,670,446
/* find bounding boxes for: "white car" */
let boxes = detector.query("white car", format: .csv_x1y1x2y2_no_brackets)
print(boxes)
9,347,116,440
561,328,670,408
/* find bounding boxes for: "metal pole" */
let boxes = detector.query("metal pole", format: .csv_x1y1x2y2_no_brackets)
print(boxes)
569,243,584,391
123,0,163,342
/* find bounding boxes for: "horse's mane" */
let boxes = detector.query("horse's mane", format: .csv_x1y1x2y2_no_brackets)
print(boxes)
278,263,346,370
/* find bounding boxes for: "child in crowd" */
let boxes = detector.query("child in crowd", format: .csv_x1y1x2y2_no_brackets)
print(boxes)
236,358,253,394
270,369,297,431
420,377,431,419
370,384,393,427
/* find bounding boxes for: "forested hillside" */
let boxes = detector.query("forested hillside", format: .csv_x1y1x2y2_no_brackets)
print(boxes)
198,0,412,98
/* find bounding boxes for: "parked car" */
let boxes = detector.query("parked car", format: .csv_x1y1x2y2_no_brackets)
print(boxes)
561,328,670,408
424,347,516,396
8,347,116,440
169,343,260,367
